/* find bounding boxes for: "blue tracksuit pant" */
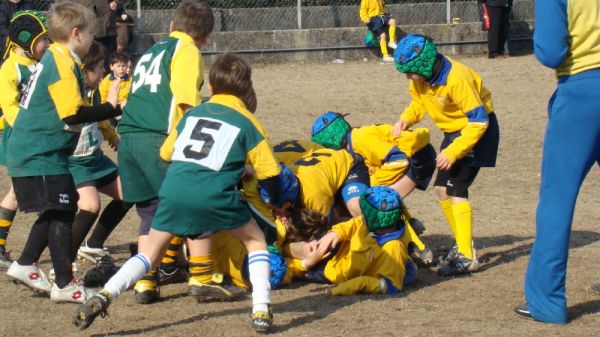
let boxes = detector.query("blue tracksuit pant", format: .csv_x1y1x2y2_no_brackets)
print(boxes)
525,68,600,324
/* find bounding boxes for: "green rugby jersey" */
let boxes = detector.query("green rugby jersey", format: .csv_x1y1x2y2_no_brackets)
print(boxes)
159,94,280,210
118,31,203,135
8,42,85,177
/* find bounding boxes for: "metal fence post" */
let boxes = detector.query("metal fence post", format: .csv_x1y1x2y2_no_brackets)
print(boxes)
446,0,451,24
135,0,143,34
297,0,302,29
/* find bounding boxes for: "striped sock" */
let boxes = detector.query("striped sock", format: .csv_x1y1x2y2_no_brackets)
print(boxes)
248,250,271,307
0,207,16,247
160,235,183,269
189,255,213,284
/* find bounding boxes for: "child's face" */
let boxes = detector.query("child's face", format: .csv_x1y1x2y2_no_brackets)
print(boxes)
73,25,95,57
110,61,128,78
85,61,105,89
32,33,51,61
126,60,132,75
405,73,427,82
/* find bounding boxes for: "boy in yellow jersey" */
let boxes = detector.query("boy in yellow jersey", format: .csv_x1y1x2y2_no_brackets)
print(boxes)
6,1,121,303
392,34,499,276
360,0,397,62
281,186,414,295
114,0,213,304
0,10,50,269
74,53,281,334
310,112,437,265
98,51,131,107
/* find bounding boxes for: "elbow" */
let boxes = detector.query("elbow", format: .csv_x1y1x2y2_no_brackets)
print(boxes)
533,43,567,69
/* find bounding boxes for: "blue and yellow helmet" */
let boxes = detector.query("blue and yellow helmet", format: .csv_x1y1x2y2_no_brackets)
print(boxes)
259,164,300,208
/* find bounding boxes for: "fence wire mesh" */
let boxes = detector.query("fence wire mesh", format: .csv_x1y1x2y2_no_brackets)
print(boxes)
30,1,532,36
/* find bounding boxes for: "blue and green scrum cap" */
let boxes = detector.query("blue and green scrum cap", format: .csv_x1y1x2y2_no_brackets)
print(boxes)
363,31,379,47
310,112,351,150
393,34,438,79
359,186,403,232
259,164,300,208
8,10,47,57
242,245,287,289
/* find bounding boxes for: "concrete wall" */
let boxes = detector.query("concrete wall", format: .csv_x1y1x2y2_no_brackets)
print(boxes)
138,0,533,33
131,20,533,63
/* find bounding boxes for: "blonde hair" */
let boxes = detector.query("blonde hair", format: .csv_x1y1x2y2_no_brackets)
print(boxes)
171,0,214,42
47,1,95,43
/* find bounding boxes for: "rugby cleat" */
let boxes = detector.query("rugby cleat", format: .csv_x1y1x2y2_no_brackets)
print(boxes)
6,261,52,294
188,277,246,302
158,264,189,285
73,290,112,330
133,281,160,304
77,241,109,263
438,252,480,276
514,304,534,321
251,305,273,334
51,278,96,303
83,255,119,287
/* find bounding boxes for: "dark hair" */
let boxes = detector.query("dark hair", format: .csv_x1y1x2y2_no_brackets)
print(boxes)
81,41,105,70
209,53,253,98
109,51,131,65
171,0,214,42
285,208,329,243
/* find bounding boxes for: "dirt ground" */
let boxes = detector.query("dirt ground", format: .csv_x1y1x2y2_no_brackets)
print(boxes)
1,54,600,337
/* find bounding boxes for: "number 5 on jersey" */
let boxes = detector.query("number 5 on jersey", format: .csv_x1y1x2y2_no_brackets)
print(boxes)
131,50,166,94
172,116,240,171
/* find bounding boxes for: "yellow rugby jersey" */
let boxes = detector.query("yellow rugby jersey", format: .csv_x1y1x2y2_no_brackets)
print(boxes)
211,231,248,288
350,125,430,186
359,0,386,23
98,74,132,104
399,56,494,163
0,49,37,127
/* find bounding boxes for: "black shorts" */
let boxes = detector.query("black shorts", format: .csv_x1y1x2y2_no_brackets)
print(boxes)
406,144,436,190
75,170,118,189
367,14,391,37
433,165,480,198
12,174,78,213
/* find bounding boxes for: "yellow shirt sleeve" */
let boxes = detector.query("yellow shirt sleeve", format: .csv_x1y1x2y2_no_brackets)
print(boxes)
169,43,202,134
159,128,178,162
47,53,84,120
0,61,20,127
359,0,370,23
399,82,427,126
247,139,281,180
441,78,489,163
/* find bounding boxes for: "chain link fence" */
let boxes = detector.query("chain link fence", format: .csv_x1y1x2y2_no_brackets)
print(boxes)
30,1,532,35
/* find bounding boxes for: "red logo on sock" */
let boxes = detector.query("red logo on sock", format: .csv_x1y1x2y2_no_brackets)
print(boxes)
29,273,40,280
72,291,82,300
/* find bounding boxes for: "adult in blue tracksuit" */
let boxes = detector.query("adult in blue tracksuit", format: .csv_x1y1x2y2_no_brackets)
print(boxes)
515,0,600,325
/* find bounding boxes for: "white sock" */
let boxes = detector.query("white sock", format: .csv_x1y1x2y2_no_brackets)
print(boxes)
248,250,271,309
103,253,151,298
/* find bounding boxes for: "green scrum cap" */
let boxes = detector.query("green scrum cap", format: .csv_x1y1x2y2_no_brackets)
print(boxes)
310,112,350,150
359,186,403,232
393,34,438,80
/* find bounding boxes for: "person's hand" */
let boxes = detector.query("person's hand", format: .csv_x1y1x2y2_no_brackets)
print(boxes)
120,99,127,109
436,152,453,170
366,18,370,24
109,1,118,11
391,120,409,137
302,240,325,270
106,78,121,108
108,137,119,151
317,231,340,257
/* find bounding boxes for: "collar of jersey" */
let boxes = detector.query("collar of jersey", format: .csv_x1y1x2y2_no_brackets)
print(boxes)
50,42,83,67
169,31,195,45
209,94,248,112
9,48,36,66
428,54,451,86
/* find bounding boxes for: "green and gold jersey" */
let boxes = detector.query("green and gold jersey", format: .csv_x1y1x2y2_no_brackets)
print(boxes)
0,49,36,128
158,94,280,231
118,31,203,136
8,42,84,177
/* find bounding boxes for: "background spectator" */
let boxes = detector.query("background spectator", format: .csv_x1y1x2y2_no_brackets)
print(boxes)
485,0,512,59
